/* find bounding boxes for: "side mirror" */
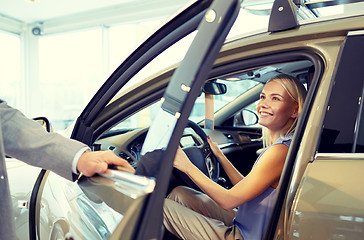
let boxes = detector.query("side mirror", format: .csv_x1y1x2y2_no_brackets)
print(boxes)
33,117,53,132
202,81,227,95
233,109,258,127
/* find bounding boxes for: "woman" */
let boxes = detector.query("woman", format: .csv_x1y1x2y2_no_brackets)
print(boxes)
163,74,307,240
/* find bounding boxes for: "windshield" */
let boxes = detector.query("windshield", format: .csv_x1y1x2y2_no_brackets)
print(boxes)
108,78,259,132
189,79,259,123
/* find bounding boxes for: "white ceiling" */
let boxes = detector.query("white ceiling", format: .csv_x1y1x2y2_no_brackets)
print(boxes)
0,0,189,24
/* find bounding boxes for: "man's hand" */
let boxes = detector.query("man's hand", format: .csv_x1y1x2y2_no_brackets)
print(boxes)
77,150,135,177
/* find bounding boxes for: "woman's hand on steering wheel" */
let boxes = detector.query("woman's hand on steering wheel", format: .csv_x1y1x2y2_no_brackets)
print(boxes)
207,136,223,159
171,120,220,191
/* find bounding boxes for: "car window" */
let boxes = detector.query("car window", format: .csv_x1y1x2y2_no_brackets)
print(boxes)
109,79,259,132
318,33,364,153
108,59,315,133
189,79,259,123
109,32,196,101
355,93,364,152
112,101,162,131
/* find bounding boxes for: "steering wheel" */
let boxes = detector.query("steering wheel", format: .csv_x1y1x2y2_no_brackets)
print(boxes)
174,120,220,191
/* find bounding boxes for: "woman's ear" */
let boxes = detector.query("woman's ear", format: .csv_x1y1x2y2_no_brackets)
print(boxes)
291,104,299,118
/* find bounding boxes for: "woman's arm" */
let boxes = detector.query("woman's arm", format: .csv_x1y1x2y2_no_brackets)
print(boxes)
174,143,288,210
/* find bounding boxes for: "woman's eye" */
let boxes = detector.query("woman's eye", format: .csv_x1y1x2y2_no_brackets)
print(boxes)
272,96,280,101
260,95,265,100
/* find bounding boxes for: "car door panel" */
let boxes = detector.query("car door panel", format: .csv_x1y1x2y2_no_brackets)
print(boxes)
290,157,364,239
272,30,364,239
37,171,155,240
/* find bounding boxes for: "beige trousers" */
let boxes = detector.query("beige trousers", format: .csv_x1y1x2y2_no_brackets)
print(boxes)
163,186,244,240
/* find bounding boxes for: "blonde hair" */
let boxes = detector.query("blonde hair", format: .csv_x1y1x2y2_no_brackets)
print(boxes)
262,74,307,147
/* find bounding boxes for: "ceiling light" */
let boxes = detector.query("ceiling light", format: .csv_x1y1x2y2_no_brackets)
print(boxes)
25,0,40,3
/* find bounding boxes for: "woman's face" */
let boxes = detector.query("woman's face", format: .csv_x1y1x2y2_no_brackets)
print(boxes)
256,80,298,134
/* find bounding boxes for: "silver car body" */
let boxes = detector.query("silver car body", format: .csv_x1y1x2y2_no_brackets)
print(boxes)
7,0,364,239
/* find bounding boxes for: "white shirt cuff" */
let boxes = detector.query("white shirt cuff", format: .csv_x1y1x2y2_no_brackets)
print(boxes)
72,146,91,174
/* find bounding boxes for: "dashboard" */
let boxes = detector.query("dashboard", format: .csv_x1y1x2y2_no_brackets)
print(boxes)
129,136,145,161
93,125,261,174
94,128,149,168
94,127,204,168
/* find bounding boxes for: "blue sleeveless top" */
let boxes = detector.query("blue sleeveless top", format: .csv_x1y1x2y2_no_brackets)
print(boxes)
233,134,293,240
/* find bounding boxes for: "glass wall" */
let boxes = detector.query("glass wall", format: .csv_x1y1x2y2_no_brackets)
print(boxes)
38,20,164,131
109,19,163,72
0,6,270,132
0,31,21,109
39,28,104,130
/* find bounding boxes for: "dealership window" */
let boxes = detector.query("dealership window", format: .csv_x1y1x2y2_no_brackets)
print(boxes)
109,19,163,73
39,29,104,130
0,31,21,109
37,19,164,131
0,6,270,132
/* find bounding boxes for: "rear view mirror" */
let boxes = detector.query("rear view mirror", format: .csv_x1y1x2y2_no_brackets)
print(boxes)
202,81,227,95
33,117,53,132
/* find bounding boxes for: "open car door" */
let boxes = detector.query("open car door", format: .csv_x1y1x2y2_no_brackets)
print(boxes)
109,0,240,239
132,0,240,239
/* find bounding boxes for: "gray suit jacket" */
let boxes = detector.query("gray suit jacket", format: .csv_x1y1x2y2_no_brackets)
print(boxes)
0,101,87,239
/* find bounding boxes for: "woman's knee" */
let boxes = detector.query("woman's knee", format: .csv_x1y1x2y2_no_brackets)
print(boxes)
167,186,201,203
167,186,191,200
163,198,176,218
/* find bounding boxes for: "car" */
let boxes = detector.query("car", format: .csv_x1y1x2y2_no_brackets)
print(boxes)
7,0,364,239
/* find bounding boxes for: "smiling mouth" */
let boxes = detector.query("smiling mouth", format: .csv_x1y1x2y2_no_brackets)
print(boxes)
260,112,272,116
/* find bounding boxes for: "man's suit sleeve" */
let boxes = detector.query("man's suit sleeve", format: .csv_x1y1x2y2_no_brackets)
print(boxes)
0,101,87,181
